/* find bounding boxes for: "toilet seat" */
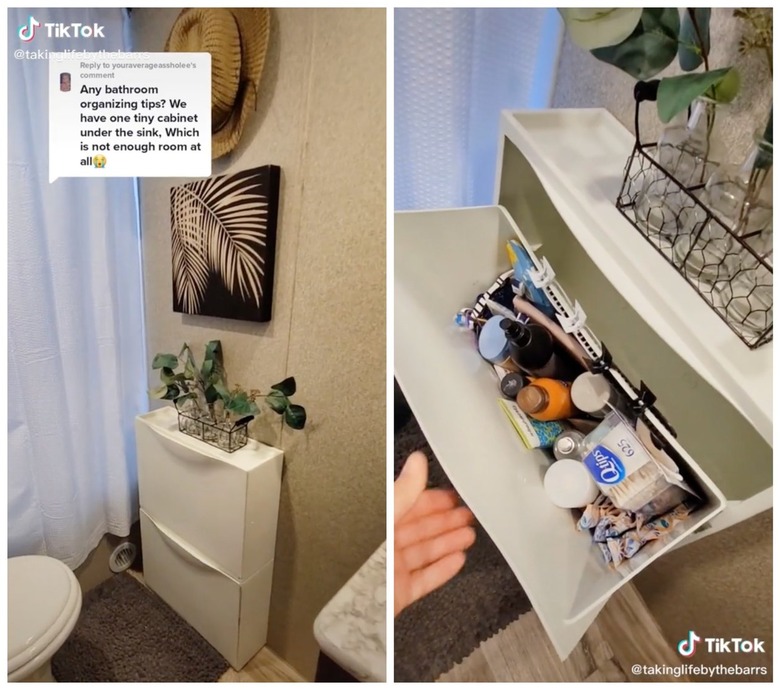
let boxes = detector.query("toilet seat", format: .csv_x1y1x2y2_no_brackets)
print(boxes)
8,556,82,681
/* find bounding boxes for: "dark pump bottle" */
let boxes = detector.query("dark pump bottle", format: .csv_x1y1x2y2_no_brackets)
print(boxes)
500,318,579,380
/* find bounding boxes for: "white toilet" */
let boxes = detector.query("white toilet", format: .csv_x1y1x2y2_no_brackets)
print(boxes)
8,555,82,682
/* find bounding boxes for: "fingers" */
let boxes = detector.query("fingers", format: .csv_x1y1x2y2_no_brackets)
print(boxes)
409,551,468,605
394,452,428,523
400,487,460,523
401,525,476,572
395,505,474,550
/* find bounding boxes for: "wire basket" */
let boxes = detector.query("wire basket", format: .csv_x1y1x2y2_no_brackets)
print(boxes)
616,82,772,349
175,399,252,453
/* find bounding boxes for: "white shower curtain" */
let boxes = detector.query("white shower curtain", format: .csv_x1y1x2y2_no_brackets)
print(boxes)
395,8,563,210
8,8,147,568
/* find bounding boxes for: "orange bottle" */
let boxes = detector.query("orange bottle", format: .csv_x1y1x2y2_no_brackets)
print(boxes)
516,377,576,421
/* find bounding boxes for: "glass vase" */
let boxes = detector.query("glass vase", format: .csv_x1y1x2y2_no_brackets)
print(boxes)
675,135,772,277
675,135,773,337
635,98,727,245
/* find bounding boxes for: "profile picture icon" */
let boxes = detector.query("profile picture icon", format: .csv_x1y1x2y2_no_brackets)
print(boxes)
59,72,71,92
93,155,107,169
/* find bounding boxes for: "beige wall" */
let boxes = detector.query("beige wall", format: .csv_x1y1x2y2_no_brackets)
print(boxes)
552,10,772,679
130,9,386,679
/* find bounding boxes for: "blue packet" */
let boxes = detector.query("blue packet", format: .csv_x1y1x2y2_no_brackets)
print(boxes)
507,239,557,319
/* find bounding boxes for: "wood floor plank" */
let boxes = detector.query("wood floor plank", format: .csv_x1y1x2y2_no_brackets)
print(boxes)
582,620,614,668
436,583,683,683
597,585,688,682
438,648,495,683
220,647,306,683
586,658,627,682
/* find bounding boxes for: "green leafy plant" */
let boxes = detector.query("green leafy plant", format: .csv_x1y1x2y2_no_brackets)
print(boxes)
150,340,307,431
560,8,740,123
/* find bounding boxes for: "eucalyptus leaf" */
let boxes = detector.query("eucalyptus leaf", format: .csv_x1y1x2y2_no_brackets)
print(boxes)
678,9,710,71
213,380,231,400
271,377,297,397
160,367,188,385
226,392,256,416
266,390,289,414
203,340,222,363
150,384,181,401
202,340,223,380
559,8,642,50
284,404,307,430
710,68,740,103
657,68,735,123
152,353,178,370
756,107,773,170
203,385,220,405
150,383,170,399
591,8,680,81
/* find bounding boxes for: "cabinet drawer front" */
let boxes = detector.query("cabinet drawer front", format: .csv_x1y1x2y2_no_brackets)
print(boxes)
395,205,725,659
135,408,282,580
140,510,272,670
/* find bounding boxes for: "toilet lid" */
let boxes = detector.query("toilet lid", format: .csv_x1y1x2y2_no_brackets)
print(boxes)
8,556,80,673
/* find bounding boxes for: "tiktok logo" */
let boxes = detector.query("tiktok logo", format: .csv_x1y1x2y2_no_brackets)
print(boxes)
677,630,701,657
18,16,41,42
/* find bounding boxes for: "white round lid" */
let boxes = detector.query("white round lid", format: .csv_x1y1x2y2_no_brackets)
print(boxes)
571,372,613,414
8,556,80,669
544,459,599,509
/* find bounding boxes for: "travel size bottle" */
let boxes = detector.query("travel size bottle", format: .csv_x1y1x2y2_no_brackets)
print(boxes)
516,378,576,422
500,319,577,380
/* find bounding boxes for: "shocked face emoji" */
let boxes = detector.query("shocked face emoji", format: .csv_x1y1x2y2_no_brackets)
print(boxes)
93,155,107,169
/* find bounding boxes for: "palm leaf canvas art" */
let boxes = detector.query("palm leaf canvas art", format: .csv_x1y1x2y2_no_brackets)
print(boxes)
170,165,281,322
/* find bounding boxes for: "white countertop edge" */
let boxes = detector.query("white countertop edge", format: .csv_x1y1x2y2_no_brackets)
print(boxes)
313,542,387,682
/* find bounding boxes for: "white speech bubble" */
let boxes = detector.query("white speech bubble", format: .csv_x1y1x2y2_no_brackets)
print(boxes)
49,51,211,182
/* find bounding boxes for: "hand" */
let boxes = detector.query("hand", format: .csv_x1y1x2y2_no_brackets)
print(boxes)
394,451,476,616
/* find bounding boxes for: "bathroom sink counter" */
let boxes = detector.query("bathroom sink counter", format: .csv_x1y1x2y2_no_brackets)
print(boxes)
313,542,386,682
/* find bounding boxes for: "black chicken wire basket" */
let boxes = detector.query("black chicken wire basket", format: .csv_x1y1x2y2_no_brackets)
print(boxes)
616,81,772,349
175,398,251,453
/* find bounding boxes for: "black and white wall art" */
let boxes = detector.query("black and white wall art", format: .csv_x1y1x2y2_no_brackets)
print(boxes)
170,165,281,322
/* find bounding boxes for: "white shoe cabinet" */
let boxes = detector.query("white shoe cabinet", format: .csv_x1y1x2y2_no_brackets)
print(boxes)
394,109,772,659
135,406,283,669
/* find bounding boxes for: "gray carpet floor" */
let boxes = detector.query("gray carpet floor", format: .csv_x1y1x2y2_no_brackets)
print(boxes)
394,414,532,682
52,572,229,682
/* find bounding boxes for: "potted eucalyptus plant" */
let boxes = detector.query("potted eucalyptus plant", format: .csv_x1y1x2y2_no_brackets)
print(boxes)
150,340,306,452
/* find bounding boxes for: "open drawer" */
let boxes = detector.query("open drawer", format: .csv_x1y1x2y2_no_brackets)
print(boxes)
394,206,736,658
395,108,772,659
395,204,729,658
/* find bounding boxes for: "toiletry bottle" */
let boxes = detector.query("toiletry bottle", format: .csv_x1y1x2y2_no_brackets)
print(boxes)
478,316,520,373
544,459,599,509
516,377,576,422
500,319,578,380
500,373,526,399
553,430,586,461
571,372,617,418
